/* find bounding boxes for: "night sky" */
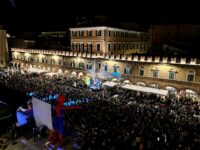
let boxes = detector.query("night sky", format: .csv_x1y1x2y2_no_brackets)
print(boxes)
0,0,200,33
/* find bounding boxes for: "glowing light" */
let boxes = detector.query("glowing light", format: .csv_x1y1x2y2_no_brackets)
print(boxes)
24,53,31,56
53,55,59,60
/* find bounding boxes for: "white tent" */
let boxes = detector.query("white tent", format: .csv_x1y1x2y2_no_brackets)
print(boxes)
122,84,168,96
44,72,58,77
27,68,48,74
103,81,118,87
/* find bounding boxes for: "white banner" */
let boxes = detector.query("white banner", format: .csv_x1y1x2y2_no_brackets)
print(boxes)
32,97,53,130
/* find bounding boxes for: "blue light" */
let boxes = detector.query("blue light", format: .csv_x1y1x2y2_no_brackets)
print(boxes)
16,111,28,127
112,72,120,77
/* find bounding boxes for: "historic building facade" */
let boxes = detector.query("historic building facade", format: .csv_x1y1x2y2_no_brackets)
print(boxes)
0,29,9,68
69,26,150,54
11,48,200,98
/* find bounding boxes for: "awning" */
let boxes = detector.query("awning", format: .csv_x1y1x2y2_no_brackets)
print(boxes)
27,68,48,74
103,81,118,87
121,84,168,96
44,72,58,76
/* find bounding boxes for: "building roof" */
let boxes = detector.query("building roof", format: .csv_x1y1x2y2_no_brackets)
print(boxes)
69,26,147,34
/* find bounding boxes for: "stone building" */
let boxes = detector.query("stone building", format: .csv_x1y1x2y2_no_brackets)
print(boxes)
70,26,150,54
11,48,200,98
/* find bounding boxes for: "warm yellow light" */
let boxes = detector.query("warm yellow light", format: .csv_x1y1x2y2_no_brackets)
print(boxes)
38,54,44,58
13,52,18,56
53,55,59,60
24,53,31,56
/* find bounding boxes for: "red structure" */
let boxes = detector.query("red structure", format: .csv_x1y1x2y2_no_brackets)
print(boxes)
52,94,82,146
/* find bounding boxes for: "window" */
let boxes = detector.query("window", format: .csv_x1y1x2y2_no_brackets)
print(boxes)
169,70,176,80
104,64,108,71
79,62,85,69
80,44,84,51
187,70,195,82
97,44,100,51
74,31,77,36
63,61,68,66
0,60,3,65
124,68,127,74
59,60,63,65
109,31,111,36
151,68,159,78
113,31,116,37
72,31,77,36
139,66,144,76
87,62,92,69
76,43,78,50
88,44,93,52
96,30,101,36
124,65,131,74
98,62,101,69
88,31,92,36
80,31,84,36
123,43,125,49
113,66,118,73
69,61,75,67
108,44,111,51
72,43,75,50
152,70,159,78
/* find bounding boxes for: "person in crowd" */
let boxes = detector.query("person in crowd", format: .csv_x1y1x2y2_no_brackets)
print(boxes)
0,67,200,149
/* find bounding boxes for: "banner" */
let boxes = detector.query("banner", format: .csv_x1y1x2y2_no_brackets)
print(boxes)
32,97,53,130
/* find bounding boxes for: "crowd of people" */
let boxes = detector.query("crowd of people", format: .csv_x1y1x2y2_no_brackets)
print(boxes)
1,68,200,149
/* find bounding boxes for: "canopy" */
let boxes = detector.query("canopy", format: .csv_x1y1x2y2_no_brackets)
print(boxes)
103,81,118,87
27,68,48,74
44,72,58,77
121,84,168,96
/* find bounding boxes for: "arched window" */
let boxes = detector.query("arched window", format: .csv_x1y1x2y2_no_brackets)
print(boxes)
98,62,101,69
69,61,75,67
59,59,63,65
79,62,85,69
187,70,195,82
168,69,177,80
80,43,84,51
113,64,119,73
124,65,131,74
63,61,68,66
139,66,144,76
104,63,108,72
151,67,159,78
87,62,92,69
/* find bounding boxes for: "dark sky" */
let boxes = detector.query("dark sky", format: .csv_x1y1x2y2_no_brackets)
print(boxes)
1,0,200,33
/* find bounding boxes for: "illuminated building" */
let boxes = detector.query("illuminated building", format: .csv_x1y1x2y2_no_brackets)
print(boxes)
70,26,151,54
11,48,200,98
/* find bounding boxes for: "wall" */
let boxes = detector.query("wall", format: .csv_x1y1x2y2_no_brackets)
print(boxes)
0,30,9,67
